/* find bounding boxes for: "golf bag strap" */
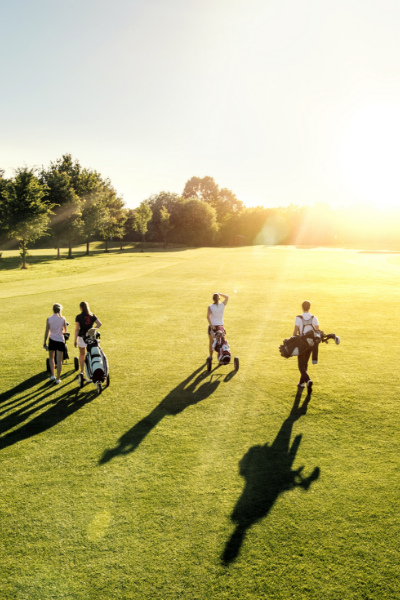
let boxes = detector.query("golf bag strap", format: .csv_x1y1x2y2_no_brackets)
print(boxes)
297,314,316,333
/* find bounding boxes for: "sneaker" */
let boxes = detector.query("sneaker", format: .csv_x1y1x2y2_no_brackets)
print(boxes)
55,379,61,385
307,380,313,394
49,375,55,382
335,336,341,345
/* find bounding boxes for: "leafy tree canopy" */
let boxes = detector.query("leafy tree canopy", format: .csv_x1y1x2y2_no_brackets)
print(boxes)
1,168,54,267
133,202,153,251
182,176,243,222
1,168,52,240
171,197,218,246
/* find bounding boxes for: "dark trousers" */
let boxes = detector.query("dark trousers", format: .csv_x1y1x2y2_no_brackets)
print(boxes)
297,347,313,384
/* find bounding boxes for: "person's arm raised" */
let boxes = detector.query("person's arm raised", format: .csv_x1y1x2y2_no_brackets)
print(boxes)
220,293,229,305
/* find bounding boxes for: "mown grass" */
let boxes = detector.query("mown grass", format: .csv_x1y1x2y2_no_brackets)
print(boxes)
0,245,399,599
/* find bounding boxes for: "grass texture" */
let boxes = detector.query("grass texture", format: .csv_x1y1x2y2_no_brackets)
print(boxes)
0,244,399,599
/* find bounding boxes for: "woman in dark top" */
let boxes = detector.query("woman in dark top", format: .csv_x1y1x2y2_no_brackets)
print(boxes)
74,301,102,374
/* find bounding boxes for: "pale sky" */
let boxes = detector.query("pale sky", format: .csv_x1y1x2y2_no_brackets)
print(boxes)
2,0,400,209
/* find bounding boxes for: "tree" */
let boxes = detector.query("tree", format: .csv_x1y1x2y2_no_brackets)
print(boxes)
182,176,243,223
1,168,53,268
116,208,129,251
40,159,83,259
98,194,127,252
0,170,8,249
171,198,218,246
182,176,219,203
159,205,173,248
216,187,243,221
123,208,141,242
45,155,108,256
133,202,153,252
40,155,110,258
80,180,109,255
0,169,7,193
145,191,180,241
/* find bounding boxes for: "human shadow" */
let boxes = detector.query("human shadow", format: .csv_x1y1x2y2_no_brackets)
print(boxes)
291,388,312,416
99,365,221,464
0,375,72,416
0,372,48,406
221,392,320,565
0,388,97,451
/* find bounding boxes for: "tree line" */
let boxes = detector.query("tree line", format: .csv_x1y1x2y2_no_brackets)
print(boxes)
1,154,399,268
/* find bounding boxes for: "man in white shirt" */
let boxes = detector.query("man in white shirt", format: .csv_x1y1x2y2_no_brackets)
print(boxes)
293,300,319,394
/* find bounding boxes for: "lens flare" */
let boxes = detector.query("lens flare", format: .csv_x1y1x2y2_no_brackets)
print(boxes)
254,215,289,245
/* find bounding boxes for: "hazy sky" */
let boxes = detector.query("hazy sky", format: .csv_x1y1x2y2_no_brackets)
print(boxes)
2,0,400,209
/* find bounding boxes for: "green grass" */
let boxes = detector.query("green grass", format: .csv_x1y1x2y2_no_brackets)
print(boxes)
1,245,400,599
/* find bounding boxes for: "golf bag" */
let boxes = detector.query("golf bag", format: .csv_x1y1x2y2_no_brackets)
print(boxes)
279,330,338,360
61,332,70,362
84,330,109,383
279,331,319,359
212,326,231,365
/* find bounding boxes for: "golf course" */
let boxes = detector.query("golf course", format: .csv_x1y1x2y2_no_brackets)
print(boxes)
1,244,399,599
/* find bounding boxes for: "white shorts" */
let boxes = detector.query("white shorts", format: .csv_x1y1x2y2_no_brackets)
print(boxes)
77,336,87,348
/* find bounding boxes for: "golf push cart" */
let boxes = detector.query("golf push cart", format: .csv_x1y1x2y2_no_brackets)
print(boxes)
207,326,239,372
74,328,110,395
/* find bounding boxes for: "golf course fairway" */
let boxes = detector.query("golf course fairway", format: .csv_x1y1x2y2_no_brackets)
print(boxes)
0,244,399,599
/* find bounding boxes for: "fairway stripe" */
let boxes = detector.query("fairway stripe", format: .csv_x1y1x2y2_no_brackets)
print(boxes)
0,260,184,299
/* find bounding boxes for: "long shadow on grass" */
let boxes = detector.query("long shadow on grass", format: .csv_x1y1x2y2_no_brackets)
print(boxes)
221,391,320,565
0,370,76,417
0,372,48,406
0,369,76,425
99,364,223,464
0,388,97,451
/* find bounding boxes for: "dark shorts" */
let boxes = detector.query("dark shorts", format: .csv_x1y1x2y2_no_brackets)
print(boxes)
208,325,225,335
48,338,65,352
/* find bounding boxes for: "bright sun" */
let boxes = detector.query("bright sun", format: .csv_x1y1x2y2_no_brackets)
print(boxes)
341,102,400,209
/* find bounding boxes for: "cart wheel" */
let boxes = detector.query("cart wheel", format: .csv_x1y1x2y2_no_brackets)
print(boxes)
234,357,239,371
206,357,212,372
106,374,110,387
96,382,102,395
74,357,79,371
46,358,50,374
78,373,84,389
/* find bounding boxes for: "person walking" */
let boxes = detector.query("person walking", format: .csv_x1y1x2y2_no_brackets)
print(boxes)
43,303,68,384
74,301,102,375
293,300,319,394
207,292,229,359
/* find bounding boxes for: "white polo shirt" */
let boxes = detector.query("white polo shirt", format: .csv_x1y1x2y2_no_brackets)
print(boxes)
48,314,66,342
209,303,225,326
295,313,319,335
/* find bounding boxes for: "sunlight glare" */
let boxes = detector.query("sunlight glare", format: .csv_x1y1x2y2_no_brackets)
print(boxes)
341,102,400,209
254,215,289,245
